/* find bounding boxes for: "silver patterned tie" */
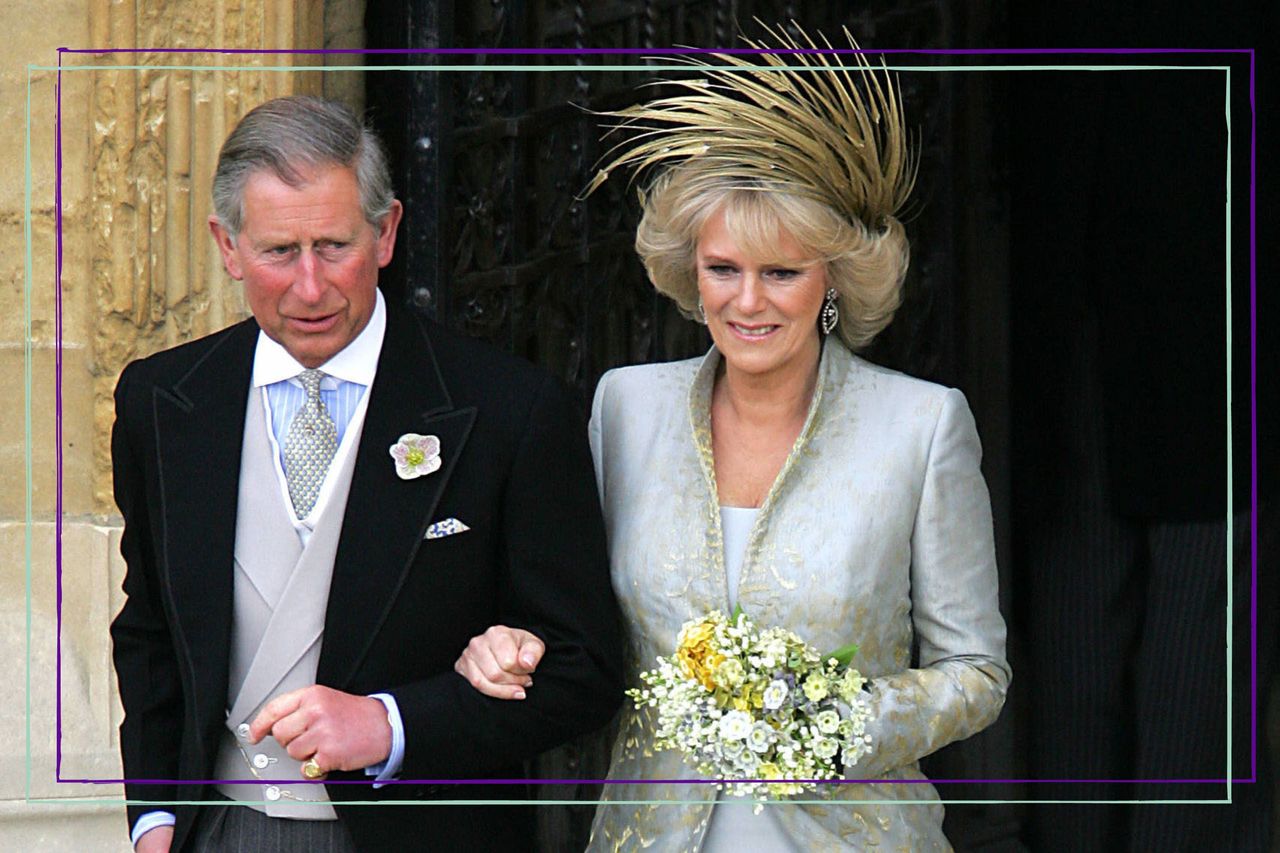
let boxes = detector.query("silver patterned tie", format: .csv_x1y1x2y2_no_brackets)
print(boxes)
283,369,338,518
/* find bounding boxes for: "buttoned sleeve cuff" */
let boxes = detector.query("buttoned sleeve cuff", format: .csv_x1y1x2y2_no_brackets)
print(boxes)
131,810,175,847
364,692,404,787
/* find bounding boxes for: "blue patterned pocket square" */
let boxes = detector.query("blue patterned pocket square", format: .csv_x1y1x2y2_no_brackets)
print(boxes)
424,518,470,540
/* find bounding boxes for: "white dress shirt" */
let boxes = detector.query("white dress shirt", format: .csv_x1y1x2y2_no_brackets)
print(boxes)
254,289,384,543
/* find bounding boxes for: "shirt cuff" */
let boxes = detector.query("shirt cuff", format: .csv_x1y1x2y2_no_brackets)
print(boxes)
364,692,404,787
131,810,176,847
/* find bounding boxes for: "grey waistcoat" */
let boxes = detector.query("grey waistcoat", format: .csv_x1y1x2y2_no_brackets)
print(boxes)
213,386,364,818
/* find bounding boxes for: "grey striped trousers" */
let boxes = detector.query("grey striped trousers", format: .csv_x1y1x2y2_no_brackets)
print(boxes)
190,796,357,853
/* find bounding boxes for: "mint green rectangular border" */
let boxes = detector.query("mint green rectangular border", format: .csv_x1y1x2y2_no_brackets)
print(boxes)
25,58,1239,809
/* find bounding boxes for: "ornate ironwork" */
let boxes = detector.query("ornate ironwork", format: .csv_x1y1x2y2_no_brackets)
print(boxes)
368,1,975,399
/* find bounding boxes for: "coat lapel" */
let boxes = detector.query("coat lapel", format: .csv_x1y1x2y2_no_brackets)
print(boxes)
318,308,476,688
152,319,258,748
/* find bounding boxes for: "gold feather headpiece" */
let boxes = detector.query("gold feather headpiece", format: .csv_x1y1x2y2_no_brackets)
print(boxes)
586,22,917,232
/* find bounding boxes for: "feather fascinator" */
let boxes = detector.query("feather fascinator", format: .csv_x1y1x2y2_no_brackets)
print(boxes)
585,22,917,233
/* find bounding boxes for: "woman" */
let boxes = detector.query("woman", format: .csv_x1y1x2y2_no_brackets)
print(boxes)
455,28,1010,851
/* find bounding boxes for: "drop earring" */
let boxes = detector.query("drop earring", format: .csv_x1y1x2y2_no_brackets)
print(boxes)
820,288,839,335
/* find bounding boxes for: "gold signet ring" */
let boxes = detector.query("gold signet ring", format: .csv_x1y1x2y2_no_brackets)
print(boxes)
301,758,326,780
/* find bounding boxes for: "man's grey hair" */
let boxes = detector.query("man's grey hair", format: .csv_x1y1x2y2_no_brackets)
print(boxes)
211,95,395,236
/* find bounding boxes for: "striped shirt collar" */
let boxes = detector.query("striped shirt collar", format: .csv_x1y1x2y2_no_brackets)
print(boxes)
252,289,386,388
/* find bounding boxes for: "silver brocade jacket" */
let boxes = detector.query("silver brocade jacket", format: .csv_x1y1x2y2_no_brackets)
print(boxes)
586,341,1011,853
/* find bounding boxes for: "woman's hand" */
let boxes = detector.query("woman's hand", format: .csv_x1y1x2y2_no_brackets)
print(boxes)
453,625,546,700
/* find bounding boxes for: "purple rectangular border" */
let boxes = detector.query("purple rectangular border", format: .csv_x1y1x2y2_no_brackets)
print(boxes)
47,45,1259,794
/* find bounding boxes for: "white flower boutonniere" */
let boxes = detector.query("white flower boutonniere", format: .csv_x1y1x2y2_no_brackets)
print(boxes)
389,433,441,480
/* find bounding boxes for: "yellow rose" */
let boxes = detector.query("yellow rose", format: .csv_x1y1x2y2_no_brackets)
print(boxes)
675,620,723,691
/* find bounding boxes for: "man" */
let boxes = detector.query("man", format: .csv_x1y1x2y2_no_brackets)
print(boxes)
110,95,622,852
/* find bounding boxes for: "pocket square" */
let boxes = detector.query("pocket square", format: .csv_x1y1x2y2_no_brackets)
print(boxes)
424,518,470,540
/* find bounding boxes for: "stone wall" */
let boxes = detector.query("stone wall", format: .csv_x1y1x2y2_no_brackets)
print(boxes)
1,1,362,848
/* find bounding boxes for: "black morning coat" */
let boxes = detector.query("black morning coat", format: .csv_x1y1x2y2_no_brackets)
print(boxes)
110,299,624,852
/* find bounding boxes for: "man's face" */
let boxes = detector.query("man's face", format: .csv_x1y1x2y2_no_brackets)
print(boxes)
210,164,402,368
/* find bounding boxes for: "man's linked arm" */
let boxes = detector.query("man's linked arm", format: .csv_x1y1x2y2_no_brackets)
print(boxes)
385,372,624,779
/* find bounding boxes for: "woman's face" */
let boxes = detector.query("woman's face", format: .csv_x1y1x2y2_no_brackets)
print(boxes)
695,207,827,382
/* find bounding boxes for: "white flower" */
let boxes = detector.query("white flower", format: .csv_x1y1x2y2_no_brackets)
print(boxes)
837,667,867,701
813,737,839,760
747,722,774,753
762,679,789,710
815,709,841,734
802,672,830,702
715,657,746,689
717,710,753,741
389,433,441,480
734,747,760,773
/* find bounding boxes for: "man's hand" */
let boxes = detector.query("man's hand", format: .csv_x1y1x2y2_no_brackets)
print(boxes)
135,825,173,853
454,625,546,700
249,685,392,776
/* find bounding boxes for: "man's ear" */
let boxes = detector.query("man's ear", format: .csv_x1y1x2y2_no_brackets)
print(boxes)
374,199,404,269
208,216,244,281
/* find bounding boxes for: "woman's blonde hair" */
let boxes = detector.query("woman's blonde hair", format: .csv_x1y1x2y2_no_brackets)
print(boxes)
636,162,909,351
586,25,916,350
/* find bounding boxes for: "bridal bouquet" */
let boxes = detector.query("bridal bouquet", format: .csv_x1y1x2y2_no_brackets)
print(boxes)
627,609,873,804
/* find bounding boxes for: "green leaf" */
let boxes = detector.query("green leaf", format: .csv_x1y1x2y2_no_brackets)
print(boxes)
730,603,745,624
827,642,859,667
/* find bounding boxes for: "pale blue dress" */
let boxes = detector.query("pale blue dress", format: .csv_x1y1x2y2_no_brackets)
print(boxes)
700,506,802,852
